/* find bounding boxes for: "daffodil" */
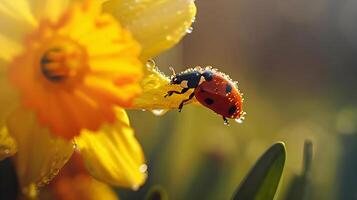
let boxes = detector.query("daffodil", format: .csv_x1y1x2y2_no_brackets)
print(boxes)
0,0,196,197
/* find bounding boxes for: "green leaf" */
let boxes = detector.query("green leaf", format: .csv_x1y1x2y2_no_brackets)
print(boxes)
232,142,286,200
145,185,168,200
283,140,313,200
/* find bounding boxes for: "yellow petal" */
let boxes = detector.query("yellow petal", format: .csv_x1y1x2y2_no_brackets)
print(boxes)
75,108,147,189
0,0,36,61
29,0,71,22
103,0,196,60
6,108,74,188
8,0,143,139
52,174,119,200
0,64,18,161
0,0,71,57
0,66,19,125
0,34,23,62
130,61,197,110
0,126,17,160
0,0,37,27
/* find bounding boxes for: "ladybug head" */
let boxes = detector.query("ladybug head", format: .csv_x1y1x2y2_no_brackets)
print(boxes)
169,67,181,84
170,75,182,85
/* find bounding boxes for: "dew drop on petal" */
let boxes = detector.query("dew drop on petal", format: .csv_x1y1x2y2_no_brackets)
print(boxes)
186,27,193,34
4,149,10,154
132,184,139,191
166,35,173,41
151,109,168,116
146,59,156,70
139,164,148,173
72,142,78,149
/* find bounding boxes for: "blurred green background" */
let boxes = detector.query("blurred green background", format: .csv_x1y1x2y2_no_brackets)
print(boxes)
122,0,357,199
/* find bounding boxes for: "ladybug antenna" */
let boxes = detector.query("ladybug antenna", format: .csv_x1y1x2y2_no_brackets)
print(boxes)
169,67,176,76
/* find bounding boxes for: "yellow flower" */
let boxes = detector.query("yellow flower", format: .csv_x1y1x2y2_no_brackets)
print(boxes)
8,0,142,139
0,0,196,196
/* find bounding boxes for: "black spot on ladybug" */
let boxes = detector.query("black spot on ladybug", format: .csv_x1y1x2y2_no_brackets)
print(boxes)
204,98,214,105
226,84,232,93
200,89,206,93
228,105,237,116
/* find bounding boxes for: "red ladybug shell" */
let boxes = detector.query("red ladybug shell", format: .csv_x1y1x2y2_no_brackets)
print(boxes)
194,74,243,119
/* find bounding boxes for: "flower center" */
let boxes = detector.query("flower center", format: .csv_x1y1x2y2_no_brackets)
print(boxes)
8,0,143,139
39,39,87,83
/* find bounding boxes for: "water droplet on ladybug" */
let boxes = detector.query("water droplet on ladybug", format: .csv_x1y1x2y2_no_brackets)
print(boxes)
151,109,168,116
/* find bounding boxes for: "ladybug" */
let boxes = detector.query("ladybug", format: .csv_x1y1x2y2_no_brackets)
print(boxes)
164,66,245,124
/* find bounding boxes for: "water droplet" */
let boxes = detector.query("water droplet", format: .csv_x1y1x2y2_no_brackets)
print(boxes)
151,109,168,116
132,185,139,191
141,109,146,112
146,59,156,69
139,164,148,173
166,35,173,41
72,142,78,149
186,27,193,33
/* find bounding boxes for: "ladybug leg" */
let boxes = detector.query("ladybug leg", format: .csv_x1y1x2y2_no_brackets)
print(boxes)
164,88,189,98
178,92,195,112
222,116,229,125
